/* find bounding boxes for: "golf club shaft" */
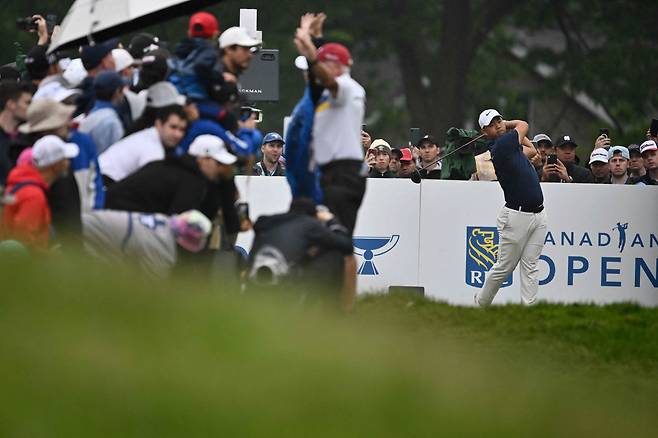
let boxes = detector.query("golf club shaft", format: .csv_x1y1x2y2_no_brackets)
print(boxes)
416,134,486,172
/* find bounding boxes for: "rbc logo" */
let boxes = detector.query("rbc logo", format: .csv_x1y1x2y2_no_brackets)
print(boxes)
465,227,512,288
353,235,400,276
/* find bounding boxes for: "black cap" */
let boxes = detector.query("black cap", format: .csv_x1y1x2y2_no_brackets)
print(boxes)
25,45,50,80
417,134,436,148
627,143,641,154
391,148,403,159
128,33,160,59
139,49,169,87
557,135,578,148
81,38,119,71
0,65,21,81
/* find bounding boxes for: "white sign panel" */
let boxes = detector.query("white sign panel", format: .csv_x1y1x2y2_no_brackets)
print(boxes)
352,179,421,293
234,177,658,306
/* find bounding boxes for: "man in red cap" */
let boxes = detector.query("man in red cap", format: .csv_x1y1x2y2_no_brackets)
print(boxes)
397,148,418,178
293,23,366,234
294,14,367,309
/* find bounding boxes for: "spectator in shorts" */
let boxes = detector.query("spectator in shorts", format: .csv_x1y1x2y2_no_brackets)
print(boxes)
78,70,126,153
607,146,630,185
254,132,286,176
588,147,611,184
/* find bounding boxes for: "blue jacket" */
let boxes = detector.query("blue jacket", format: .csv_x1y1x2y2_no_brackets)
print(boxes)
69,130,104,209
177,119,254,158
169,38,220,100
284,87,322,204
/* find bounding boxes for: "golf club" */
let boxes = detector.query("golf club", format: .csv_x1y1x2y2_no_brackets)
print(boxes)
410,134,487,184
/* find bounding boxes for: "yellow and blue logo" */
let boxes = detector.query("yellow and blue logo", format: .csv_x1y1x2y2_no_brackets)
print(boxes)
465,227,512,288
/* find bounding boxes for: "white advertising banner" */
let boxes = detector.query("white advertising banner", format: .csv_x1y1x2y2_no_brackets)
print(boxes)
234,177,658,307
419,181,658,306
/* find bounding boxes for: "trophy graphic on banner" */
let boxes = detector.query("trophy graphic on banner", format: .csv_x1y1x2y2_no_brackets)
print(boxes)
352,235,400,275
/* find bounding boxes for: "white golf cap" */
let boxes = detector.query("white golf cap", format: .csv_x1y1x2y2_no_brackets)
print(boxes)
478,109,502,129
369,139,392,151
32,135,79,168
62,58,87,87
112,48,137,72
640,140,657,154
532,134,552,144
589,148,609,165
294,55,308,71
219,27,262,49
146,81,186,108
188,134,237,165
32,81,81,103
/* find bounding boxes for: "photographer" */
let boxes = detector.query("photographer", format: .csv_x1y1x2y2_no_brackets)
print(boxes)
541,135,594,183
247,197,353,298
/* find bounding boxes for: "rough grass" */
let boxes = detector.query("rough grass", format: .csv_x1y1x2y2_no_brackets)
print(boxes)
0,254,657,437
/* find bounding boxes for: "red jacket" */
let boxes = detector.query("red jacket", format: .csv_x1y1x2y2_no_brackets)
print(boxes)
1,164,51,248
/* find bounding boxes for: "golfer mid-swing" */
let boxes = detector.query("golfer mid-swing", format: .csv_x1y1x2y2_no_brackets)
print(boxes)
475,109,547,306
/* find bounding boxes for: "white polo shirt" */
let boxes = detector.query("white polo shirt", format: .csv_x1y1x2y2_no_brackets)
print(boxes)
311,73,365,167
99,127,164,182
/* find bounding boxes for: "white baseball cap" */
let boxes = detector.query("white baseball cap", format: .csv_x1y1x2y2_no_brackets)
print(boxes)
32,135,79,168
639,140,657,154
146,81,186,108
112,48,137,72
588,148,609,165
532,134,552,145
32,81,81,103
294,55,308,71
188,135,237,165
219,27,262,49
369,139,392,151
478,109,502,129
62,58,87,87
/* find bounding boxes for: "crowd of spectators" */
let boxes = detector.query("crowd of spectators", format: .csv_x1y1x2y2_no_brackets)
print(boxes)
0,11,656,289
359,128,657,185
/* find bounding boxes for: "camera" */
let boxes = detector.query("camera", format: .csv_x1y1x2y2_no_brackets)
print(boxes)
16,17,38,31
239,106,263,123
16,14,57,33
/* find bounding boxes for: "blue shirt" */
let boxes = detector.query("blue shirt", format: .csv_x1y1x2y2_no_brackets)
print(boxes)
69,130,105,210
177,119,254,158
489,130,543,208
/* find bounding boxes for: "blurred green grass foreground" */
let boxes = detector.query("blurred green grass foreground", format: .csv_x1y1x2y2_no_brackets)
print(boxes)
1,254,657,437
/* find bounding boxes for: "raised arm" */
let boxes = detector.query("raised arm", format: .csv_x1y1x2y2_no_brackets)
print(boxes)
294,19,339,97
504,120,529,143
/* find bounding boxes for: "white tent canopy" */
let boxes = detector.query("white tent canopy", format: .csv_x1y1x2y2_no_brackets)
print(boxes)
49,0,224,53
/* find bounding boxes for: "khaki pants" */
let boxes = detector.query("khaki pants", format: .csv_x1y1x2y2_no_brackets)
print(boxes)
476,207,548,306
